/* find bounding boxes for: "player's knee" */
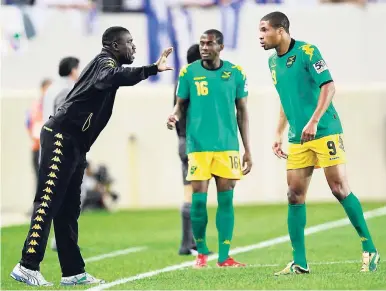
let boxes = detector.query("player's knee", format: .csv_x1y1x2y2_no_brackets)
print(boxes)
330,181,350,201
191,181,208,193
287,188,305,204
216,178,236,192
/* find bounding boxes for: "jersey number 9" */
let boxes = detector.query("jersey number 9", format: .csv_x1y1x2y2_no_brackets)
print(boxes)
327,141,337,156
195,81,209,96
271,70,277,85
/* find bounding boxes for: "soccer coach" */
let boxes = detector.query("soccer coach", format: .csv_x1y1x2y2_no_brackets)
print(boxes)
11,26,173,287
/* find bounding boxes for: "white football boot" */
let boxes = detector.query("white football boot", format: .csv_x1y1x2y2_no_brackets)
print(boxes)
10,263,53,286
60,272,105,286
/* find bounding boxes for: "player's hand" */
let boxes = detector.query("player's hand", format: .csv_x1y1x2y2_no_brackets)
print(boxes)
272,138,287,159
301,120,318,145
167,114,178,130
242,151,252,175
156,47,174,72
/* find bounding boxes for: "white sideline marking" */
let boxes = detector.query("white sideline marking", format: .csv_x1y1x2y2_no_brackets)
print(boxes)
192,260,360,270
85,247,147,263
247,260,360,268
87,206,386,291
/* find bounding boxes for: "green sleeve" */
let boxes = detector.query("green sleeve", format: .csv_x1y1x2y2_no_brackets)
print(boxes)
176,66,190,99
303,44,333,87
236,66,248,99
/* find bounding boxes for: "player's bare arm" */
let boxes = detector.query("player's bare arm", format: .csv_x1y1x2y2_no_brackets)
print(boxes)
301,82,336,144
272,104,288,159
167,97,187,130
236,98,252,175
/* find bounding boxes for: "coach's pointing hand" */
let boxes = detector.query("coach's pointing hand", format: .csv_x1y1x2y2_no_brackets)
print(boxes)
156,47,174,72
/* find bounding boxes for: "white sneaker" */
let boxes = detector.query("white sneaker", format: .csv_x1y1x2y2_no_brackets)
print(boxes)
10,263,53,286
60,272,105,286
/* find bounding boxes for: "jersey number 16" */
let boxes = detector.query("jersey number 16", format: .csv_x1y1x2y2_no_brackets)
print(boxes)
195,81,209,96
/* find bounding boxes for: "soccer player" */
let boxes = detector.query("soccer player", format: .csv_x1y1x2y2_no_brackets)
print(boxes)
167,29,252,268
174,43,201,256
10,26,173,286
259,11,380,275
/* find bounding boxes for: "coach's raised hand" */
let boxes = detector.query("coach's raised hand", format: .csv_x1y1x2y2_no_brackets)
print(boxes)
156,47,174,72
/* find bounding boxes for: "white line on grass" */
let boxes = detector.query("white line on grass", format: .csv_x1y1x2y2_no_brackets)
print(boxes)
186,260,360,270
87,206,386,291
247,260,360,268
85,247,147,263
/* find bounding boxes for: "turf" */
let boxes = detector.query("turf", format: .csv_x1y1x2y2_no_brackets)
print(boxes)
1,202,385,290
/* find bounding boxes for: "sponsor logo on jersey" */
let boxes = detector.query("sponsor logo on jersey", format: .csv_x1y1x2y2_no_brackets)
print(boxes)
339,135,345,152
194,76,206,81
286,55,296,68
300,44,314,61
270,56,277,68
221,71,232,80
313,60,328,74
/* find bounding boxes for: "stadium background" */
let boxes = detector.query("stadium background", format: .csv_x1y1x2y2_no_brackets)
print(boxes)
1,0,386,222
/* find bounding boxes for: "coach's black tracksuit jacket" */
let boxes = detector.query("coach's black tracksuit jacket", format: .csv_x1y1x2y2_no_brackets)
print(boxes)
53,49,158,152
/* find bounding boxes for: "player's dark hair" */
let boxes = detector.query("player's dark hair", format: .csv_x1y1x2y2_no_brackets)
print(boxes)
102,26,130,47
186,44,201,64
203,29,224,45
40,78,51,89
261,11,290,33
59,57,80,77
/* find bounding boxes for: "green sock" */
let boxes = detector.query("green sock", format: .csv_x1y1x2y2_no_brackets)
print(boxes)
191,193,209,255
340,193,376,252
216,190,234,263
288,204,307,269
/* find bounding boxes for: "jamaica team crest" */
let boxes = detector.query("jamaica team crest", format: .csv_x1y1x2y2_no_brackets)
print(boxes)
286,55,296,68
221,71,232,80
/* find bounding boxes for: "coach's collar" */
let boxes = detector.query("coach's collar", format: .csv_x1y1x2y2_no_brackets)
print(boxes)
101,48,121,66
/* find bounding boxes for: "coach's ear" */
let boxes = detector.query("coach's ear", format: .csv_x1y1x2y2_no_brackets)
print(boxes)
219,44,224,51
112,41,119,52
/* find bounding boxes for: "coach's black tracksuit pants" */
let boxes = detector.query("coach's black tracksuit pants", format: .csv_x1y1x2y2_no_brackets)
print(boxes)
20,118,86,277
